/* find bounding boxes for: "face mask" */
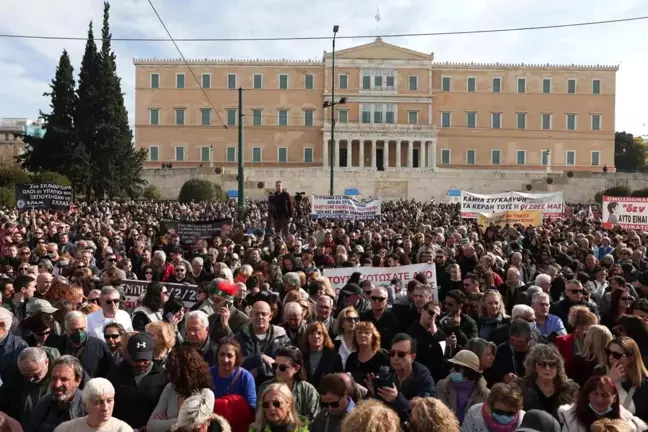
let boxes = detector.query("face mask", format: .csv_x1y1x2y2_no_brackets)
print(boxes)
69,330,87,345
492,413,516,425
589,403,613,416
448,372,465,383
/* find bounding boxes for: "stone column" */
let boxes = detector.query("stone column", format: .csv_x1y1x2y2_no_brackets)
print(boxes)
430,138,437,170
371,140,377,169
334,140,340,168
396,140,402,168
408,140,414,168
420,141,426,169
323,133,329,167
347,140,353,168
359,140,365,168
384,141,390,169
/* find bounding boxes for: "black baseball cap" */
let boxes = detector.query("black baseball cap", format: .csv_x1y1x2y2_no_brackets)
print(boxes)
127,333,155,361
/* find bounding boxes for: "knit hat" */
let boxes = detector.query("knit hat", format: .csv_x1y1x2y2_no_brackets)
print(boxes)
516,409,560,432
208,279,237,299
448,350,482,373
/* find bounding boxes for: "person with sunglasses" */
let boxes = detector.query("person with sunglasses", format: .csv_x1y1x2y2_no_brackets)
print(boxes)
405,300,445,383
462,382,525,432
251,383,308,432
310,373,355,432
605,337,648,421
102,322,125,364
333,306,359,369
549,280,599,330
85,286,133,342
360,287,399,350
257,346,320,422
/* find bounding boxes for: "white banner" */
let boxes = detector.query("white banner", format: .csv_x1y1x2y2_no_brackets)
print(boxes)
323,263,437,300
460,191,564,219
310,195,381,220
602,196,648,229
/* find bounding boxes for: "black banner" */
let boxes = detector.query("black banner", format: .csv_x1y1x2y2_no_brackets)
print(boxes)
15,184,73,210
122,279,199,312
160,218,233,244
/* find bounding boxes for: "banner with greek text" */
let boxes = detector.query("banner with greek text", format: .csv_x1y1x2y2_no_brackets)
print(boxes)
160,218,233,245
310,196,381,220
602,196,648,229
460,191,564,218
323,263,437,300
15,184,73,210
122,280,199,313
477,210,542,227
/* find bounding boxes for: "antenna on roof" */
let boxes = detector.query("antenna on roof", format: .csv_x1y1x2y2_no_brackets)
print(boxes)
375,6,381,38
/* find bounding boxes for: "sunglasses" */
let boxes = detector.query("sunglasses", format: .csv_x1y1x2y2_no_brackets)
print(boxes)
344,317,360,323
272,363,290,372
606,349,628,360
104,299,120,305
34,330,51,337
320,398,343,409
423,307,437,316
262,400,283,409
87,298,99,304
537,361,557,369
104,334,120,340
389,349,409,358
569,289,585,294
19,267,29,272
491,408,517,417
370,296,387,302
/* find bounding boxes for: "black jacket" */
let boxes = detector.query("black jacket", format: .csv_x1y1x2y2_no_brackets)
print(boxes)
107,360,168,429
360,310,400,350
384,361,436,423
550,297,599,330
183,336,219,367
303,348,343,388
489,342,528,386
269,191,294,220
405,321,445,384
0,332,27,382
47,335,113,380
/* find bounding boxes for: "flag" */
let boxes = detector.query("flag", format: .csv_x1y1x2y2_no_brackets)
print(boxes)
375,7,381,22
588,206,594,220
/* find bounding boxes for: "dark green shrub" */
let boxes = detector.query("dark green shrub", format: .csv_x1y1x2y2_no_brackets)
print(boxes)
30,171,71,186
595,186,631,203
0,167,30,187
142,185,162,200
631,188,648,197
0,187,16,208
213,183,228,201
178,179,215,203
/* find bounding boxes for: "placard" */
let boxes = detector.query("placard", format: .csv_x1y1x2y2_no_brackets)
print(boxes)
460,191,564,218
477,210,542,227
15,184,73,210
602,196,648,229
122,279,199,312
310,196,381,220
160,218,233,244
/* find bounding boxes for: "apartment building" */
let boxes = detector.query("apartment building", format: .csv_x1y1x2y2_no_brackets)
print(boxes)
134,37,616,171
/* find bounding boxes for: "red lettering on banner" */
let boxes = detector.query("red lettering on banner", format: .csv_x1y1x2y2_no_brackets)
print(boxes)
623,204,646,213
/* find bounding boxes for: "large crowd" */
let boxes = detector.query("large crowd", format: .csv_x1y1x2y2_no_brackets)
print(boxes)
0,180,645,432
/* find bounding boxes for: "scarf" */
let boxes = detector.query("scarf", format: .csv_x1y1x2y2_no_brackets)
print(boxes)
479,316,502,339
452,380,475,423
481,403,518,432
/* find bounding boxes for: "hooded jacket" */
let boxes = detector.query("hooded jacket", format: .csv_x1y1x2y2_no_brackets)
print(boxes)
236,324,291,387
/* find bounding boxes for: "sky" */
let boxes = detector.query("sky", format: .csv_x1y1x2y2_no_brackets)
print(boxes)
1,0,647,136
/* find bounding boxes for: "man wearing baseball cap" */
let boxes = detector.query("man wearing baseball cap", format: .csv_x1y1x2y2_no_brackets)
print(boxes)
198,278,250,343
107,332,168,430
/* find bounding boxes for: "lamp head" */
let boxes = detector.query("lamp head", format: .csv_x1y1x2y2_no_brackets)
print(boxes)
333,25,339,33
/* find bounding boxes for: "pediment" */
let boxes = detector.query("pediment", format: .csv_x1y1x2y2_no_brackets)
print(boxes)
325,37,433,61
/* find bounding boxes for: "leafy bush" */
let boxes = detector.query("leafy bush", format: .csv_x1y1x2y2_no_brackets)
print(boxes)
0,167,30,187
631,188,648,197
213,183,228,201
142,185,162,200
178,179,215,203
594,186,631,203
0,187,16,208
30,171,71,186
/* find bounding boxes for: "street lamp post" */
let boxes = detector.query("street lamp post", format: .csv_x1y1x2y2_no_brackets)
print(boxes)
325,25,346,196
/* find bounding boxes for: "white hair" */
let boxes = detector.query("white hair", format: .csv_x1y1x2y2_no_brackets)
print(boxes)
153,250,166,262
174,388,216,430
532,291,551,304
283,301,303,318
219,267,234,283
535,274,551,286
100,286,119,297
512,304,535,320
192,256,204,266
0,308,13,330
185,310,209,329
64,311,86,332
283,272,301,288
526,286,543,302
82,378,115,404
18,347,48,365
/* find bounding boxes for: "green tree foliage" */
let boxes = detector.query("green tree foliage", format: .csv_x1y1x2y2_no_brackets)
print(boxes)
213,183,228,201
179,179,215,203
631,188,648,198
615,132,648,172
30,172,71,186
0,167,30,187
0,188,15,208
594,185,631,203
141,185,162,200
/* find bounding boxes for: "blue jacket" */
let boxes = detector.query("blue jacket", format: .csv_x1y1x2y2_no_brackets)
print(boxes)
0,332,28,382
29,388,86,432
384,361,436,423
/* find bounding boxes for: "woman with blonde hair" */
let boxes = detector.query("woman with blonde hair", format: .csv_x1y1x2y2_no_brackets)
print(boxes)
477,290,510,340
567,325,613,386
250,383,307,432
171,388,231,432
341,399,400,432
334,306,359,369
344,321,389,386
591,418,635,432
407,396,460,432
555,306,599,366
606,337,648,421
145,321,176,369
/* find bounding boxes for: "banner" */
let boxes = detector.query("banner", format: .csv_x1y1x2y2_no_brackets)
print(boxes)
310,196,381,220
122,279,199,312
15,184,73,210
477,210,542,227
460,191,564,218
160,218,233,244
602,196,648,229
323,263,437,300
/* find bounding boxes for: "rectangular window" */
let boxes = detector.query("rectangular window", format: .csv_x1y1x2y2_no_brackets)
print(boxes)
491,149,501,165
339,74,348,90
150,73,159,89
566,150,576,165
175,109,185,125
543,78,551,94
253,74,263,89
568,79,576,94
338,110,348,124
492,77,501,93
149,109,160,125
362,71,371,90
441,112,451,128
466,112,477,128
567,114,576,130
374,74,383,88
304,110,314,127
373,104,383,124
252,147,262,162
226,147,236,162
467,77,476,92
176,73,185,89
252,109,262,126
516,150,526,165
201,146,211,162
200,109,211,126
593,79,601,95
409,76,418,90
517,78,526,93
591,151,600,166
279,74,288,89
386,71,394,88
304,148,313,163
442,76,451,92
408,111,419,125
466,149,476,165
304,74,314,90
591,114,601,131
361,104,371,124
227,74,237,89
385,104,395,124
201,73,211,89
226,109,236,126
278,147,287,163
541,113,552,130
541,150,550,166
149,146,159,161
491,112,501,129
278,110,288,126
441,149,451,165
175,147,184,161
516,112,526,129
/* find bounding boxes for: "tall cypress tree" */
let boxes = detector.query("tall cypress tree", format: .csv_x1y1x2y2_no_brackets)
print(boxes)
96,1,146,198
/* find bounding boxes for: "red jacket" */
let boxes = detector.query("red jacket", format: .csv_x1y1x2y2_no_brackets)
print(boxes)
554,333,576,365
